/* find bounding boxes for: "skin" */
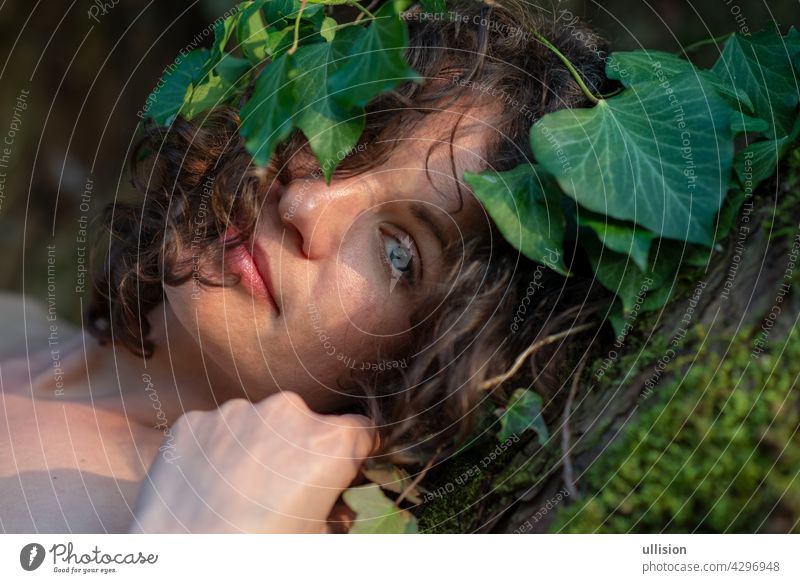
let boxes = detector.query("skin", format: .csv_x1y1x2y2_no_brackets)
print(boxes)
0,103,497,533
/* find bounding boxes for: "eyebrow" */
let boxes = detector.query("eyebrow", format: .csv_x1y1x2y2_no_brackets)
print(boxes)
409,201,451,251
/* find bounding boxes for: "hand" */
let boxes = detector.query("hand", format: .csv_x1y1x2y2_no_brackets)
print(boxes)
129,391,375,533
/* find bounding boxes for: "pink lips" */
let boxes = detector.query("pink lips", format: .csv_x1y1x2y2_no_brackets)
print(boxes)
223,227,279,314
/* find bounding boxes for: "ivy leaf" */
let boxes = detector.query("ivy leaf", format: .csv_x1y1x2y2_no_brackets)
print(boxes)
265,26,296,58
177,6,251,120
495,388,549,445
575,210,656,272
181,74,231,119
238,0,269,64
144,49,210,125
716,188,747,240
251,1,325,58
328,1,422,110
239,51,297,166
342,484,419,534
320,16,338,42
292,26,366,182
531,73,736,247
214,54,251,85
263,0,324,26
585,235,681,315
734,114,800,188
730,113,769,135
362,463,424,504
712,26,800,140
682,244,715,268
463,164,569,275
607,302,628,338
606,50,754,112
209,9,243,67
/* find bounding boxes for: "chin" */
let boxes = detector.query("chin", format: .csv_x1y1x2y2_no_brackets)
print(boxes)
162,281,277,392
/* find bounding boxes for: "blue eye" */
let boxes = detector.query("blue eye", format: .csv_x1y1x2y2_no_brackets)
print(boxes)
381,230,418,287
389,242,411,272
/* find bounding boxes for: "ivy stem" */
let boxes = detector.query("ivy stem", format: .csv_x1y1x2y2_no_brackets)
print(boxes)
395,446,441,506
561,350,589,499
287,0,308,56
531,30,601,105
599,87,625,99
478,323,596,392
351,0,377,22
677,32,734,56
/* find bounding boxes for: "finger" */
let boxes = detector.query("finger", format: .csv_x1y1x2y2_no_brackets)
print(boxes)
337,413,380,456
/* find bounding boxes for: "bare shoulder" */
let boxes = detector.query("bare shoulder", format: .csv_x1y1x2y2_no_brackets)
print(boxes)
0,292,76,361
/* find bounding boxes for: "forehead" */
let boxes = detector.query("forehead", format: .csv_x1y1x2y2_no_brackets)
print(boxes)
383,105,497,200
370,102,500,238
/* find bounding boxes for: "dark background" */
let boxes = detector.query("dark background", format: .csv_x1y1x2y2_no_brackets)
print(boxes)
0,0,797,322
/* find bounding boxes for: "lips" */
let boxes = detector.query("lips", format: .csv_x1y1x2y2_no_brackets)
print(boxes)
223,228,279,314
250,242,280,314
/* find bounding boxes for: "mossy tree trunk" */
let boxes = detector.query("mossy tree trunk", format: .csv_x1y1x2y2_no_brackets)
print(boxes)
418,145,800,534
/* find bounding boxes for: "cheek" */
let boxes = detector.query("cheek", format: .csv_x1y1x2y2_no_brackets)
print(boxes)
325,242,409,336
300,247,410,368
163,280,268,362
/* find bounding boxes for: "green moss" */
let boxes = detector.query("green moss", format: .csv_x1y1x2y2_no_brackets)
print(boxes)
551,322,800,533
417,436,518,533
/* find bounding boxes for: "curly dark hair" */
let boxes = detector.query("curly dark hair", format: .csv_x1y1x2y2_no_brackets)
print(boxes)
87,0,616,466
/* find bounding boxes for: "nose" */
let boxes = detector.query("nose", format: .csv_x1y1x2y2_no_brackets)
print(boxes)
278,175,372,259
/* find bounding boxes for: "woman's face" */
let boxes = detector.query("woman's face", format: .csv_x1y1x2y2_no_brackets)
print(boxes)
164,109,494,412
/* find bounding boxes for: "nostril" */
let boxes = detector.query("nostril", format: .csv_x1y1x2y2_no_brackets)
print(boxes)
280,214,310,259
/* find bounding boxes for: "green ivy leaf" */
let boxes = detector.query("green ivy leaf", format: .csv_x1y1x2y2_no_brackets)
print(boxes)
496,388,549,445
606,50,754,112
292,26,366,182
531,73,736,247
585,235,681,315
328,1,422,109
177,6,252,121
214,53,251,85
576,211,656,272
263,0,324,27
679,185,748,267
464,164,568,275
239,51,298,166
342,484,418,534
712,26,800,140
181,74,232,119
144,49,211,125
716,188,747,240
209,9,243,67
265,26,297,58
682,244,715,268
238,0,269,64
734,114,800,188
730,113,769,135
320,16,338,42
